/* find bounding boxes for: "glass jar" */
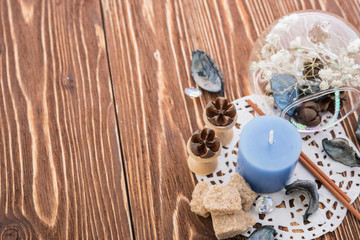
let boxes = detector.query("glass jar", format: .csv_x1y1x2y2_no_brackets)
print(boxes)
248,10,360,132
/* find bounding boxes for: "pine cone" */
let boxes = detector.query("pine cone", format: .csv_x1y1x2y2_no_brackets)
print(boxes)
317,92,347,114
190,128,220,158
302,58,324,81
206,97,236,126
294,102,322,126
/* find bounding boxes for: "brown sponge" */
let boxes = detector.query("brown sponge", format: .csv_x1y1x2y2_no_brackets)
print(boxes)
212,210,256,239
228,173,257,210
190,181,210,218
189,173,257,239
203,185,242,216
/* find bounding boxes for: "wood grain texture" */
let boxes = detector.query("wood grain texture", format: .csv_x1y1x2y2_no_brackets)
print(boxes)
0,0,132,239
101,0,360,239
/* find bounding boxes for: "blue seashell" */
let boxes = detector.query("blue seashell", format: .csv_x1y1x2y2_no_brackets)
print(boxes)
248,226,277,240
270,74,299,116
322,138,360,167
191,50,224,96
285,180,319,222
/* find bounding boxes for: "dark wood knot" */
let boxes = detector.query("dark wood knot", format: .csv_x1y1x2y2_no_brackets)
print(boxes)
1,227,21,240
62,75,75,89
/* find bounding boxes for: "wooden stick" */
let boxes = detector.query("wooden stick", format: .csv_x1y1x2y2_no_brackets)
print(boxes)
301,152,351,203
246,99,266,116
246,99,351,203
299,155,360,221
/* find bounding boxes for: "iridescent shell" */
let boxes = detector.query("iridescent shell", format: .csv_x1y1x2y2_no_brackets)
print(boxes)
184,87,202,98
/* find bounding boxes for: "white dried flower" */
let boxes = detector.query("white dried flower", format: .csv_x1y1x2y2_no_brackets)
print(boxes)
272,15,298,34
319,68,333,81
319,81,329,90
261,43,276,59
341,56,356,67
353,64,360,70
263,70,273,80
331,80,343,87
257,60,267,69
343,64,360,75
249,61,257,72
302,50,320,61
273,22,290,33
282,62,297,72
270,49,291,65
265,93,275,103
332,72,341,80
347,39,360,53
266,32,280,45
289,37,301,48
343,73,353,81
350,64,360,74
351,75,360,87
277,14,299,28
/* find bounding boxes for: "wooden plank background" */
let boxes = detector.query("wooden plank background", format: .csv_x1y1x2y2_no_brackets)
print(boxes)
0,0,132,239
1,0,360,239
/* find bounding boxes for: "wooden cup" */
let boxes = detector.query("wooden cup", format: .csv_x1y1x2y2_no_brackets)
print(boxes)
186,139,221,176
203,112,237,146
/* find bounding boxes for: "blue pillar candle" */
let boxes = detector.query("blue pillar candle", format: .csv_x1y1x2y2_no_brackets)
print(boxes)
236,116,302,193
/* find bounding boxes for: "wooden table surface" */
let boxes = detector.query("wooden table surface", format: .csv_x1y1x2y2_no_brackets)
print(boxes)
1,0,360,239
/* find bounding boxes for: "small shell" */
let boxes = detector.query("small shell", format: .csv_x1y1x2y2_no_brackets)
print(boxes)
285,180,319,222
191,50,224,96
322,138,360,167
184,87,202,98
248,226,277,240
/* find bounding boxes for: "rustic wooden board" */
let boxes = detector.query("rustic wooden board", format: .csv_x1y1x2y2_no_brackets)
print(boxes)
0,0,132,239
102,0,360,239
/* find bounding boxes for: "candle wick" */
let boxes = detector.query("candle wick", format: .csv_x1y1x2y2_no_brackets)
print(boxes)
269,130,274,144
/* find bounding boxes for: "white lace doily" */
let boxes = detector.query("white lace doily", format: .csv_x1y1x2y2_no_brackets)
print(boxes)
196,95,360,240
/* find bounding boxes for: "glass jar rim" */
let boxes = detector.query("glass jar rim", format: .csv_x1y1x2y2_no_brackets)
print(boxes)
280,86,360,132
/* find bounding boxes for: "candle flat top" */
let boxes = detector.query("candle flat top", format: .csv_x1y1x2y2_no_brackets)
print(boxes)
238,116,302,171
